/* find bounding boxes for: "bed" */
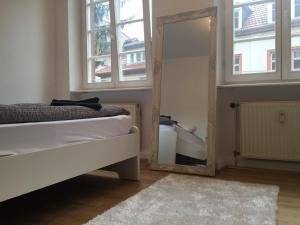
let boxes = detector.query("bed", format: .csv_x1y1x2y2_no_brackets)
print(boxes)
0,104,140,203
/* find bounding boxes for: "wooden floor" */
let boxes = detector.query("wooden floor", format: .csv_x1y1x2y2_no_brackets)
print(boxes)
0,160,299,225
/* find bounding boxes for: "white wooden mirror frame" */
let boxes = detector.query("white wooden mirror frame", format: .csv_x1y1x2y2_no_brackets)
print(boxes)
151,7,217,176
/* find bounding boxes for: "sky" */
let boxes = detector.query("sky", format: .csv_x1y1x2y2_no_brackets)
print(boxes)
119,0,145,41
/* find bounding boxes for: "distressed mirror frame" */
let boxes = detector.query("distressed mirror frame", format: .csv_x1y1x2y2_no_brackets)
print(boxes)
151,7,217,176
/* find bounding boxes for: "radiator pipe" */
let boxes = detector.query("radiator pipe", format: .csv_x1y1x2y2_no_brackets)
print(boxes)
230,102,240,167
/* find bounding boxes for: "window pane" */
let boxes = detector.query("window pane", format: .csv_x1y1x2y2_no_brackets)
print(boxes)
86,0,112,84
117,21,146,81
115,0,143,23
91,28,111,56
291,0,300,71
88,57,112,83
92,0,110,29
233,0,276,75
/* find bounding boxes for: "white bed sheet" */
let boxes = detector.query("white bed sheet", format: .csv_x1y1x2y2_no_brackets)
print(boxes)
0,115,132,157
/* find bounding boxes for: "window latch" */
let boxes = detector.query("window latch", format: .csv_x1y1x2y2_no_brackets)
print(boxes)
279,111,286,124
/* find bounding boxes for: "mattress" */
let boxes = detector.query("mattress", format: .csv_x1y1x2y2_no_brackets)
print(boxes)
0,115,132,157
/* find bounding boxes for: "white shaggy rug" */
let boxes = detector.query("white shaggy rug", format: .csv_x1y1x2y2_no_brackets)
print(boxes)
84,174,279,225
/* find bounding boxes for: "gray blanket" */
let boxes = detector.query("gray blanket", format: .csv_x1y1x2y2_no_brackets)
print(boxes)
0,104,129,124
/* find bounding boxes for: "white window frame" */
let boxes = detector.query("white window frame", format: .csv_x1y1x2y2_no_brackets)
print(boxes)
225,0,282,84
82,0,152,89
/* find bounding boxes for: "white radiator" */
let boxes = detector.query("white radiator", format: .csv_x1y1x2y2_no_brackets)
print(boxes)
239,102,300,162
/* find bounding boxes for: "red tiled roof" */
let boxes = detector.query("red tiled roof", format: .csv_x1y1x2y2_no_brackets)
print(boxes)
95,66,111,74
95,63,145,74
123,63,145,70
242,3,268,30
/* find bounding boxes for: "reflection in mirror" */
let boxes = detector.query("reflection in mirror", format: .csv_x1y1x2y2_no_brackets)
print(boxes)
158,17,211,167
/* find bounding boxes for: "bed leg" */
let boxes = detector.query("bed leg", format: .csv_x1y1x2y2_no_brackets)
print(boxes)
103,156,140,181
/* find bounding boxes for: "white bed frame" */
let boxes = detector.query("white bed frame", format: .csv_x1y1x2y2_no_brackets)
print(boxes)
0,126,140,203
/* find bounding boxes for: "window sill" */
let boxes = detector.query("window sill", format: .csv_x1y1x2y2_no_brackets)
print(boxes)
70,86,153,93
218,81,300,88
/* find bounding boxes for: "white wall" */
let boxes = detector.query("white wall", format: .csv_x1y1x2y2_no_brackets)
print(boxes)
55,0,70,99
54,0,82,99
0,0,56,104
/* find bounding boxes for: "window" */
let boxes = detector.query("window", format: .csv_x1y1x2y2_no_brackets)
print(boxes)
142,52,145,61
232,0,277,76
130,53,134,64
225,0,283,83
234,7,242,30
268,2,276,23
84,0,152,89
226,0,300,83
136,52,141,62
234,54,242,74
267,50,276,72
292,0,300,18
292,48,300,71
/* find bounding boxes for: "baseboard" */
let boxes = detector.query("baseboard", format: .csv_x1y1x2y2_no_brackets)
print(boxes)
237,158,300,172
217,156,300,172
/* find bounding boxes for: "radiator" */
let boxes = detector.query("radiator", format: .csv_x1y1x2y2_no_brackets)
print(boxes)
239,102,300,162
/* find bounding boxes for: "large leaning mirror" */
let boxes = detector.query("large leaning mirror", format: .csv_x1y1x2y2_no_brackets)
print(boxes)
151,7,217,176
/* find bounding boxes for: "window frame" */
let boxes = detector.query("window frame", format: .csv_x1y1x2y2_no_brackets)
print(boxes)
225,0,282,84
82,0,152,90
282,0,300,80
